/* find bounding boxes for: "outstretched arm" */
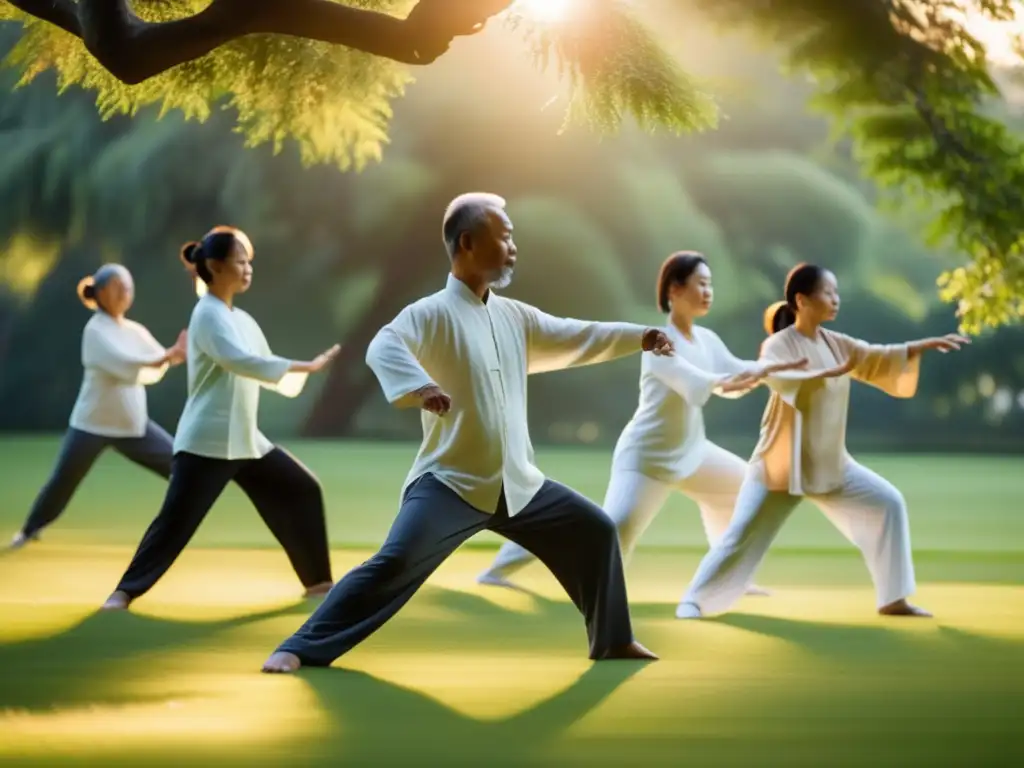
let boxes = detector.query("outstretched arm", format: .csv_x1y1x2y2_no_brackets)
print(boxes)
83,324,180,386
647,354,733,408
194,308,298,387
6,0,515,85
823,331,966,400
706,331,761,378
832,332,967,399
648,328,807,401
703,330,777,400
906,333,971,359
241,320,339,398
518,303,656,375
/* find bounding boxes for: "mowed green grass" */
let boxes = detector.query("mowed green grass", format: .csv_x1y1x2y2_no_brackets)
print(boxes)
0,438,1022,767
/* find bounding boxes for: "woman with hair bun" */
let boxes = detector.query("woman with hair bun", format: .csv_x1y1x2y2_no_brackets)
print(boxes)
9,264,187,549
478,252,805,599
102,227,341,610
676,263,970,620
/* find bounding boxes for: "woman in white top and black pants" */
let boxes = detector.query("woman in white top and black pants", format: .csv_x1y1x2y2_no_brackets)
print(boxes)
102,227,341,610
10,264,187,549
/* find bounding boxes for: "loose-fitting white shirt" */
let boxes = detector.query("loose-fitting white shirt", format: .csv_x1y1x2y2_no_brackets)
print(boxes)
365,274,649,515
69,312,169,438
754,326,920,495
612,323,760,483
173,294,306,460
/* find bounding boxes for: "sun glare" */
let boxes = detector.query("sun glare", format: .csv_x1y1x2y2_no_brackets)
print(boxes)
515,0,576,24
959,5,1024,65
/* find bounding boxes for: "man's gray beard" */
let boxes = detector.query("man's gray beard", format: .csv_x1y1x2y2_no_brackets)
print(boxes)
489,267,514,290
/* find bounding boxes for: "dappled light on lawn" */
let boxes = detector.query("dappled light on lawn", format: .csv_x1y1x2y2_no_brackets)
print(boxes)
0,542,1021,764
350,652,601,720
0,544,318,618
0,448,1019,765
2,669,325,757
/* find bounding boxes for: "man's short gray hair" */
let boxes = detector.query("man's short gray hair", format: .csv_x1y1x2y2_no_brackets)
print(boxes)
442,192,507,259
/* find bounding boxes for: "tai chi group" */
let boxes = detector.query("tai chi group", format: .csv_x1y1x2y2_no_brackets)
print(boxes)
9,192,970,675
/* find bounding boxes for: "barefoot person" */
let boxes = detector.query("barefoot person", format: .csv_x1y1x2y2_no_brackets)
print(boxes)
10,264,186,549
102,227,339,610
478,252,806,599
675,263,970,620
263,193,674,673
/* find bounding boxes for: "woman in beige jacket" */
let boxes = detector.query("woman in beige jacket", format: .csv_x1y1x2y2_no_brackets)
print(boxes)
676,263,969,619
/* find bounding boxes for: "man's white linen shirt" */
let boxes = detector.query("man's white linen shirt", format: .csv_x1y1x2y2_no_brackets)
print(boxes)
366,274,650,515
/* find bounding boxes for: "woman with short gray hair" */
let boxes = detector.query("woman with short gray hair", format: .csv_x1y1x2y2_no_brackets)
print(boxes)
9,264,187,549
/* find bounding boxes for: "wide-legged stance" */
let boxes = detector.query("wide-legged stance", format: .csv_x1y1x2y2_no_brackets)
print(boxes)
678,262,968,619
19,422,174,539
114,447,332,599
486,442,748,576
679,460,915,616
11,262,186,549
266,195,668,672
276,474,633,666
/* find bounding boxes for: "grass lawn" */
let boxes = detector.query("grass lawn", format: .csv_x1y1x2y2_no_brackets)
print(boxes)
0,438,1021,766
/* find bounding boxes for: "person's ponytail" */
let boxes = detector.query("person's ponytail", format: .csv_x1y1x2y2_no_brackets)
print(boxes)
763,263,825,335
763,301,796,335
179,240,212,283
76,276,98,310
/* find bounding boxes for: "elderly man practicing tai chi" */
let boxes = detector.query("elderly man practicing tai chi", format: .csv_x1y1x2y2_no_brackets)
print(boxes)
262,192,674,673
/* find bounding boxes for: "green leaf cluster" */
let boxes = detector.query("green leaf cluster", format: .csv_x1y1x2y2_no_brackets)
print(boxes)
692,0,1024,332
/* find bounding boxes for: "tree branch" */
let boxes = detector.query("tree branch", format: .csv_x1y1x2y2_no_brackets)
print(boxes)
258,0,516,59
4,0,515,86
5,0,81,36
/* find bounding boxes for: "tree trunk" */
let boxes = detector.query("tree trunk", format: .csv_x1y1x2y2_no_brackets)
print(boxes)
300,315,383,437
301,263,429,437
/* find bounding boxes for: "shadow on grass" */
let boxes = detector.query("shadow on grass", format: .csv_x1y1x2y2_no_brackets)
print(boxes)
285,592,1023,765
0,587,645,766
284,588,646,764
2,584,1022,766
0,600,317,710
294,662,642,766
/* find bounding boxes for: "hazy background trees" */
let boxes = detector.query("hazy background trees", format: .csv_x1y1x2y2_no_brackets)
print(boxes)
1,11,1022,452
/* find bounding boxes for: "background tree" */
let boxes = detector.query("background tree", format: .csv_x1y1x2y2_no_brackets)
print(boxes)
1,8,1023,447
2,1,1022,330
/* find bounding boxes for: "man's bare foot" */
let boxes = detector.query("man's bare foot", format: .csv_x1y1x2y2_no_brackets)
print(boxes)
302,581,333,598
597,641,659,661
675,601,702,619
745,584,773,597
878,599,932,617
100,590,131,611
261,651,302,674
